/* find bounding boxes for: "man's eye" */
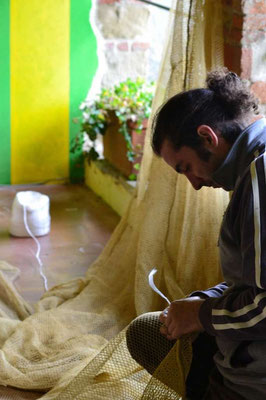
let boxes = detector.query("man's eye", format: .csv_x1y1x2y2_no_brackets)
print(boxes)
175,165,190,174
180,166,189,174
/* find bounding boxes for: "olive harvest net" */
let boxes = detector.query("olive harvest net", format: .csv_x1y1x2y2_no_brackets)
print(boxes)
0,0,229,398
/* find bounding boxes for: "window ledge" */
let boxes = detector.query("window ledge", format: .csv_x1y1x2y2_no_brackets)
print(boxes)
85,159,136,217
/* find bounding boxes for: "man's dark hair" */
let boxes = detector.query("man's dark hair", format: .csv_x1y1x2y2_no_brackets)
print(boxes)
152,68,259,156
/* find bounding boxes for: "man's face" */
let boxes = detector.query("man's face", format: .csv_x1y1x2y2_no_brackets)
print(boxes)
160,139,222,190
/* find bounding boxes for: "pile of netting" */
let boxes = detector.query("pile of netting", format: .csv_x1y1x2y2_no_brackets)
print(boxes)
0,0,229,398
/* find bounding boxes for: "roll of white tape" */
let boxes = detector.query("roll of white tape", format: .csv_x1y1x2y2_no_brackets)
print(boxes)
9,191,51,237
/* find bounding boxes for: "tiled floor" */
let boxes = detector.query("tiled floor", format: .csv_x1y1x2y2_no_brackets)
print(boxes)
0,184,120,399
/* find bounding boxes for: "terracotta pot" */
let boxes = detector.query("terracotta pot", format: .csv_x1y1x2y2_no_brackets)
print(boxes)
103,112,147,178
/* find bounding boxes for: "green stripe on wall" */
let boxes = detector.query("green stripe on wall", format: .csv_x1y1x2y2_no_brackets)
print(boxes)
0,0,10,184
70,0,98,182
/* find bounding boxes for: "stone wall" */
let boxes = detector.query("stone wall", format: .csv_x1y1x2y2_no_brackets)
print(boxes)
91,0,266,115
90,0,171,90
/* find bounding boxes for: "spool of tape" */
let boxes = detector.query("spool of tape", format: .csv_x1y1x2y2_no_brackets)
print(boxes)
9,191,51,237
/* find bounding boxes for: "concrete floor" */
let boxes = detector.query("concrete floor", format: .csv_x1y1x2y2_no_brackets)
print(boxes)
0,184,120,399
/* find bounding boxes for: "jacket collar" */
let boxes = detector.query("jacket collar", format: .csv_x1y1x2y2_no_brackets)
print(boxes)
212,118,266,191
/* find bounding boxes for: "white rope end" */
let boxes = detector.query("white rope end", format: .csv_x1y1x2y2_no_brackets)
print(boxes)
148,267,170,305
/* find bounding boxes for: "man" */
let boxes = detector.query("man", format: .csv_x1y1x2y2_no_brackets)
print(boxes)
126,69,266,399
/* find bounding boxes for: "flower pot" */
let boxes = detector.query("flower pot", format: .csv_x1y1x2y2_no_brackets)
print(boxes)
103,112,147,179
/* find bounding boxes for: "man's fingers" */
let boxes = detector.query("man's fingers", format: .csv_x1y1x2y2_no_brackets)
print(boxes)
163,308,169,316
159,324,168,336
167,321,176,334
159,313,165,324
160,321,179,341
159,308,169,324
166,333,177,341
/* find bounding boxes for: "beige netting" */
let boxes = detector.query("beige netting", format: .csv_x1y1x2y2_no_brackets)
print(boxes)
0,0,229,398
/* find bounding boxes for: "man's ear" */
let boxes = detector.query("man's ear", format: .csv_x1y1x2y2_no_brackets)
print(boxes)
197,125,219,148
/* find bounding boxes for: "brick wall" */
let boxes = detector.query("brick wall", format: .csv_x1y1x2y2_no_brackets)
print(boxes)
222,0,243,75
222,0,266,114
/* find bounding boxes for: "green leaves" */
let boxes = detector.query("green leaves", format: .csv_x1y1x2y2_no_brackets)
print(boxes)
75,78,155,175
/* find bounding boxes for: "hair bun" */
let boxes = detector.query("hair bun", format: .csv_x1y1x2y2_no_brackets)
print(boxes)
207,68,240,94
206,68,258,118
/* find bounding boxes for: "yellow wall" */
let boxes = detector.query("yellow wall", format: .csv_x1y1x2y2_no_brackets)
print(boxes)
0,0,97,184
10,0,70,184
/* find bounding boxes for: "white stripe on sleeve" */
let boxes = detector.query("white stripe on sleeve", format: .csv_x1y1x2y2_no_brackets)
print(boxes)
212,292,266,317
250,157,263,289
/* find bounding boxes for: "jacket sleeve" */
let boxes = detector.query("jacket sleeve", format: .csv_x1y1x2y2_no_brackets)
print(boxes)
189,282,229,299
199,153,266,340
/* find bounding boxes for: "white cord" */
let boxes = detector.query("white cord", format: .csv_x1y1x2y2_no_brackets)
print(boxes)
23,205,49,291
148,268,170,305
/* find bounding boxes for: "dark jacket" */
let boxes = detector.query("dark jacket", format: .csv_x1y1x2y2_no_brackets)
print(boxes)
195,118,266,399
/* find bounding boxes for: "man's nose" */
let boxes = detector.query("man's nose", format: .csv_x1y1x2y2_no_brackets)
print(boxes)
184,172,202,190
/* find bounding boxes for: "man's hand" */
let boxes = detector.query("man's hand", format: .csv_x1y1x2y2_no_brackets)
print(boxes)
159,296,205,340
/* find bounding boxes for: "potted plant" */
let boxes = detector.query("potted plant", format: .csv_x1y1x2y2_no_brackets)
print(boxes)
72,78,155,180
